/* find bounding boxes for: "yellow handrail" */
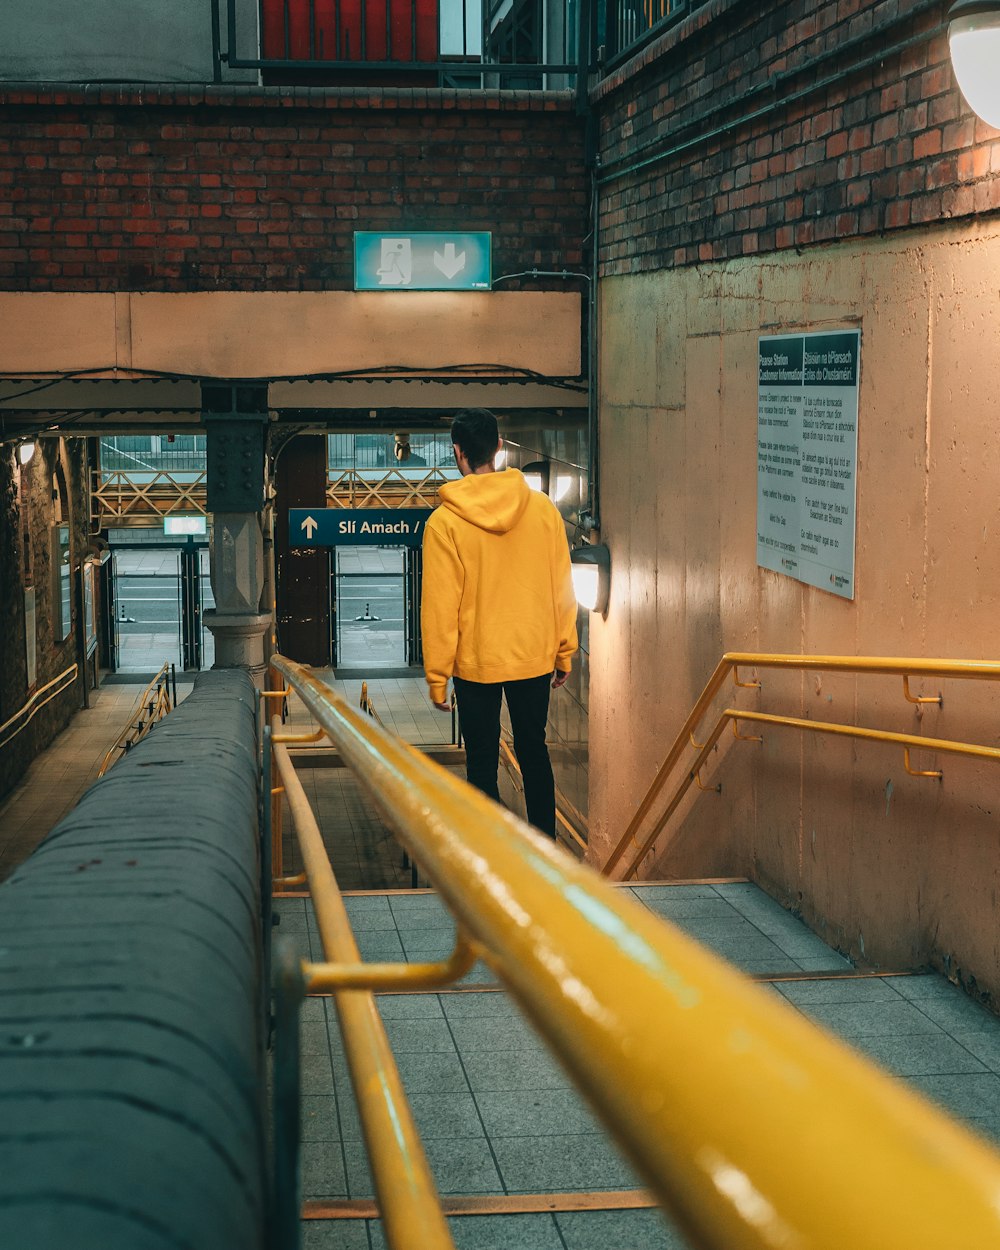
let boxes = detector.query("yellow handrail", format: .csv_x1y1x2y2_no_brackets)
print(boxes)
602,652,1000,878
0,663,77,751
498,736,587,853
97,662,174,778
270,728,459,1250
269,652,1000,1250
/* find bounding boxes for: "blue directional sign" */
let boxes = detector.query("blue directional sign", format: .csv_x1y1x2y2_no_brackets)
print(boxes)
354,231,491,291
290,508,434,548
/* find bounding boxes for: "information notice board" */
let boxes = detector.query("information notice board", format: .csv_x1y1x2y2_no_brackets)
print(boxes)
757,329,861,599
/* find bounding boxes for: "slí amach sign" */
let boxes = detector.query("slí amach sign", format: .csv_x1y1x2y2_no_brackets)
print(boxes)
757,330,861,599
289,508,433,548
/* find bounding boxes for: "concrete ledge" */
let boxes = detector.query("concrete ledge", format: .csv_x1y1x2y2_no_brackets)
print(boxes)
0,670,265,1250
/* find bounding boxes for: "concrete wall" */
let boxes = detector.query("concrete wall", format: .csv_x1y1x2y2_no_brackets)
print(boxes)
590,217,1000,1000
0,0,258,85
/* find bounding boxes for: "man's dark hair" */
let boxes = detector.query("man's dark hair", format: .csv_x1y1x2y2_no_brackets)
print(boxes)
451,409,499,471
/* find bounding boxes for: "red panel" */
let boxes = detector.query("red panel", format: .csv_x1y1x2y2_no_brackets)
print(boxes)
261,0,438,62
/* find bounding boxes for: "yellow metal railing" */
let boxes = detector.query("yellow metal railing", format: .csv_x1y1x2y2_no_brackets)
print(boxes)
97,662,176,777
498,736,587,854
266,651,1000,1250
91,468,206,526
603,653,1000,880
326,466,452,509
0,663,78,752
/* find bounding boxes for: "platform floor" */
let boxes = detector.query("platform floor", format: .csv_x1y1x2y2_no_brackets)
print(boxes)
276,883,1000,1250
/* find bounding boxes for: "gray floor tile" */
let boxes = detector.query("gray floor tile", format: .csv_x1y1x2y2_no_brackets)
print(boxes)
382,1016,458,1053
799,999,946,1038
396,1050,472,1094
441,992,519,1019
356,930,407,960
492,1133,641,1192
368,1214,565,1250
557,1208,688,1250
338,1089,484,1142
450,1016,540,1053
953,1031,1000,1074
633,896,743,921
301,1049,336,1095
794,954,854,972
301,1095,342,1143
301,1221,370,1250
462,1048,572,1093
301,1139,350,1200
399,927,461,958
909,1072,1000,1120
631,885,721,901
377,994,446,1020
777,978,904,1006
850,1032,988,1077
907,990,1000,1034
476,1088,602,1137
891,974,964,1001
345,1136,504,1199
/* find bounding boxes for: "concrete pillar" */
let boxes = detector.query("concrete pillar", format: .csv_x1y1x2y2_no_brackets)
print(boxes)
200,386,272,676
205,513,270,673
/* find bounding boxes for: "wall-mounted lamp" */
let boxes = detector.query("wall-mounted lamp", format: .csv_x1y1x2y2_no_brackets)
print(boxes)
18,441,36,466
570,542,611,614
948,1,1000,128
522,460,551,494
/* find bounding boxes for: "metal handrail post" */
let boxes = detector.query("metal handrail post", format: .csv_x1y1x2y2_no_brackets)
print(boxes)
271,937,304,1250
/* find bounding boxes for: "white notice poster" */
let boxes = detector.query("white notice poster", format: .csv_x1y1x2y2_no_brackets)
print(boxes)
757,330,860,599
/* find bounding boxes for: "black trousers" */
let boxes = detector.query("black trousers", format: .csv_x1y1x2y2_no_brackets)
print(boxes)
452,673,556,837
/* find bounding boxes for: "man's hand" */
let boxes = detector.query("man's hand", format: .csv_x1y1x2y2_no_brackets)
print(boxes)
433,700,451,712
551,668,569,689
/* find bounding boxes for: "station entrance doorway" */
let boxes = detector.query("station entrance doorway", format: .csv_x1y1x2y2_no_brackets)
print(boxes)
104,535,216,673
330,546,422,671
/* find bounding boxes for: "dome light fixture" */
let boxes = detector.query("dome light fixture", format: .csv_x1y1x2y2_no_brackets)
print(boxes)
948,0,1000,129
570,542,611,615
18,440,36,466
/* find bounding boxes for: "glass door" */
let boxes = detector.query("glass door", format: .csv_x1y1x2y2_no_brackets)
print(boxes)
333,547,406,669
113,547,182,673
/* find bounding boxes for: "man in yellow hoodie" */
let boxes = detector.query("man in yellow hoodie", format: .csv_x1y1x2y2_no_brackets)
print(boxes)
421,409,578,838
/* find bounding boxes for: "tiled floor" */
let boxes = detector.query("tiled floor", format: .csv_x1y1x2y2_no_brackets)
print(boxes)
0,677,190,881
277,883,1000,1250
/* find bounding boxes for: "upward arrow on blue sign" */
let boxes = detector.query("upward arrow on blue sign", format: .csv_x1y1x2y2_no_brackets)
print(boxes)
354,232,491,291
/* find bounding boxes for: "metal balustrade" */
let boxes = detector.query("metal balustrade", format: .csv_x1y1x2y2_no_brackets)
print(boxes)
263,652,1000,1250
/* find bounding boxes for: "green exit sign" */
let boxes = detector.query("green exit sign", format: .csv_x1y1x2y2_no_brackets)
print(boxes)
354,231,492,291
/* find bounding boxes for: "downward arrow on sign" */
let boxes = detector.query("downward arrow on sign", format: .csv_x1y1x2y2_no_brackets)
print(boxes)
433,243,466,280
301,515,318,539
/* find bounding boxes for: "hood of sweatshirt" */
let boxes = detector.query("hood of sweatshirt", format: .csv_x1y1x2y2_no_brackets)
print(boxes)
437,468,532,535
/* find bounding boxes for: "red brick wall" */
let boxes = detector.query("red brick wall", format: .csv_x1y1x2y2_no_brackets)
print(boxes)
0,86,588,291
595,0,1000,274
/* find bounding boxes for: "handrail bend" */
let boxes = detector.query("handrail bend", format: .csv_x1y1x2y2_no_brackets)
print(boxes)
602,653,1000,879
268,652,1000,1250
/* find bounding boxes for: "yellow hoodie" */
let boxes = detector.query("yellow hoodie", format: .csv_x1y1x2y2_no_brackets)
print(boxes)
421,468,578,704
